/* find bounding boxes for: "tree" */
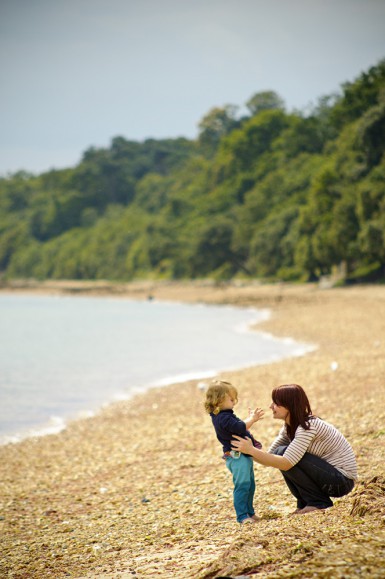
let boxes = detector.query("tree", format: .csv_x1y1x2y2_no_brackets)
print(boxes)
246,207,298,277
215,109,290,177
189,217,237,277
246,91,285,116
272,115,326,157
330,59,385,129
198,105,239,155
356,95,385,169
358,217,385,271
1,59,385,283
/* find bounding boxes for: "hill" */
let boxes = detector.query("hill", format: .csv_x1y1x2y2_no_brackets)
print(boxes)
1,59,384,284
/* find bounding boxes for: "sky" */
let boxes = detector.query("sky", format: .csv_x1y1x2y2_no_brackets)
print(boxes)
1,0,385,176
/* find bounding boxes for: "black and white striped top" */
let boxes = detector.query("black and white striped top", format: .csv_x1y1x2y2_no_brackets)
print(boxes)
268,417,358,480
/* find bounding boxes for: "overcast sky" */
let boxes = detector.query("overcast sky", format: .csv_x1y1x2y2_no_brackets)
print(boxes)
1,0,385,176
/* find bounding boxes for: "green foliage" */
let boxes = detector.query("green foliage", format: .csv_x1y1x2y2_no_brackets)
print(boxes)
247,206,299,277
1,59,385,283
245,90,285,116
215,110,290,178
355,95,385,169
197,105,239,156
330,59,385,129
188,216,238,278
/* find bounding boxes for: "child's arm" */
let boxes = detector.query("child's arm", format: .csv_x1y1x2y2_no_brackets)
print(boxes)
244,407,264,430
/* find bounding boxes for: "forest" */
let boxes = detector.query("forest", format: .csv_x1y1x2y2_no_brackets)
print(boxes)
1,59,384,284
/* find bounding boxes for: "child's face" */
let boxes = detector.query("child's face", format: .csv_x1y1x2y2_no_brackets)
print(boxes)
228,389,238,404
219,392,236,411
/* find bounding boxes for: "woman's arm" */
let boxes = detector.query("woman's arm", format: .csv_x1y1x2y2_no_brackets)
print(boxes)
231,435,292,471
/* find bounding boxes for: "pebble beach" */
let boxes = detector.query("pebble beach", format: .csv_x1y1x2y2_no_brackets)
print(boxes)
1,280,385,578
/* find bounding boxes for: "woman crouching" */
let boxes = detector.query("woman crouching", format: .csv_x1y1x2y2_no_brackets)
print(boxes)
231,384,357,514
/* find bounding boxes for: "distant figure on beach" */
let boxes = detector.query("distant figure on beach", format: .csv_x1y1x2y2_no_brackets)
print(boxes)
204,380,264,524
231,384,358,515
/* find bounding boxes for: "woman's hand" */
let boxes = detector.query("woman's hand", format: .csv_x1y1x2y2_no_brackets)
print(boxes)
231,435,254,454
232,435,292,470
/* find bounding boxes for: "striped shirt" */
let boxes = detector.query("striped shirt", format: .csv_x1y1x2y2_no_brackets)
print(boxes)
268,417,358,481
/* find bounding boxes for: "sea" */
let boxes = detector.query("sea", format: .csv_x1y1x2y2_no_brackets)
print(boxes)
0,292,313,444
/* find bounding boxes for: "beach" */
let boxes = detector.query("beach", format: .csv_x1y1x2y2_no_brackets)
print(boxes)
1,281,385,578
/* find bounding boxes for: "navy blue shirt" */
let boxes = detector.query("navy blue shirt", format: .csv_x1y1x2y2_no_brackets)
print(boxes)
210,409,260,454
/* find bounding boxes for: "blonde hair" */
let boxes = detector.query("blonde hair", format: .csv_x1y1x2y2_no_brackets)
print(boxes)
204,380,238,415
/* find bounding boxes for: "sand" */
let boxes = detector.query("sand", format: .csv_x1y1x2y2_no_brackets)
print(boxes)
1,280,385,578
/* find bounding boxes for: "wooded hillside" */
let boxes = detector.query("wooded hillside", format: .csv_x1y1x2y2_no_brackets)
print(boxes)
1,59,384,283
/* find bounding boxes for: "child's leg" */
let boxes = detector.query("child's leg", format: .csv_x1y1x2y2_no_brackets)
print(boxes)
247,458,256,517
226,454,254,523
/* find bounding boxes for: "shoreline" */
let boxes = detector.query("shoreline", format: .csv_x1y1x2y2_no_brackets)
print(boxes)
0,287,314,446
1,280,385,578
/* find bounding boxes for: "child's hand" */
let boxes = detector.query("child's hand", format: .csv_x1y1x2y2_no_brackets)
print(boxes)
248,407,264,423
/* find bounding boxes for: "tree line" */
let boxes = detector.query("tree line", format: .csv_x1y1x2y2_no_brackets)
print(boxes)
1,59,384,283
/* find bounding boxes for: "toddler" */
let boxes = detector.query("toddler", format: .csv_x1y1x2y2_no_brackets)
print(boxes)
204,380,264,524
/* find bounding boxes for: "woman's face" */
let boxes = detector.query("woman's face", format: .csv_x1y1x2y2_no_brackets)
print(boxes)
270,401,290,423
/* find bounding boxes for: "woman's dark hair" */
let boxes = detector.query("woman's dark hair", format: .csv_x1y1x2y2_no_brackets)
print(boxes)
272,384,313,440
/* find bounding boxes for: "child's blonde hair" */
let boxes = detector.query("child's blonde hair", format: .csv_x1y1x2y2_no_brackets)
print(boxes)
204,380,238,415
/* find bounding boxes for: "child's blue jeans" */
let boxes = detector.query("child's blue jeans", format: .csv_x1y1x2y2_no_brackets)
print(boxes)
225,453,255,523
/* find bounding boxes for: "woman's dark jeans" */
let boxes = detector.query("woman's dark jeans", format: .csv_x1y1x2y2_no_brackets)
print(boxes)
272,446,355,509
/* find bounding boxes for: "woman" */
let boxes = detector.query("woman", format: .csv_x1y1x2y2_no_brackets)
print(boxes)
231,384,357,514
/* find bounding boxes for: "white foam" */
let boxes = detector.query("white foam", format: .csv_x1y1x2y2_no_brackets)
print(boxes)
0,415,67,445
0,296,317,445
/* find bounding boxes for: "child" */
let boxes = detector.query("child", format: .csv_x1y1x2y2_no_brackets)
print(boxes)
204,380,264,524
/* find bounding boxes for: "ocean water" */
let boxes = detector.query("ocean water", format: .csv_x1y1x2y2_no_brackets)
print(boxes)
0,293,313,443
